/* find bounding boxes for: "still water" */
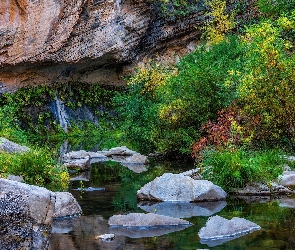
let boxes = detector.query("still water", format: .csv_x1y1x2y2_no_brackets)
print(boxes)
49,160,295,250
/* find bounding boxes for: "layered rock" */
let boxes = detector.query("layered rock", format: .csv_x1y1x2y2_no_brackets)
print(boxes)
137,173,227,202
0,0,204,90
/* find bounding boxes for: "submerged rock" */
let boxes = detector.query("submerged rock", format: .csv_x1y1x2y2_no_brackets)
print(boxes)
138,201,227,218
53,192,82,218
0,137,30,154
137,173,226,202
198,215,261,247
108,213,191,228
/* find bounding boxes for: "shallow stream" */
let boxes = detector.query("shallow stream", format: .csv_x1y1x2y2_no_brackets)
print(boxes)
49,160,295,250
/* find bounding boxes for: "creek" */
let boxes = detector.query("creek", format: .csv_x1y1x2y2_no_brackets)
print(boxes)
48,159,295,250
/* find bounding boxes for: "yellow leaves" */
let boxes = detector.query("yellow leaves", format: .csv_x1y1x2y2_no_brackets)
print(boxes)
277,16,295,30
202,0,235,45
159,99,186,124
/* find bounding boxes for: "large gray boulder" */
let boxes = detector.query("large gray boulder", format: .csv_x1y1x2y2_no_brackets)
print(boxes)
137,173,227,202
138,201,227,218
0,137,30,154
198,215,261,247
0,178,54,249
0,178,55,225
109,213,191,227
53,192,82,218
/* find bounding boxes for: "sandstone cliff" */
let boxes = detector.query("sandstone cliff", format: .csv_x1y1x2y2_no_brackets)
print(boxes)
0,0,205,91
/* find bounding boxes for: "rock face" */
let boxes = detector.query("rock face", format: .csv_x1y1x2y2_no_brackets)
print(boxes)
108,212,191,227
0,137,30,153
0,0,204,91
137,173,227,202
53,192,82,218
198,215,261,247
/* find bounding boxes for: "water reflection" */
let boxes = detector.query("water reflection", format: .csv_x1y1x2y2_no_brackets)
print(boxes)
138,201,227,218
49,160,295,249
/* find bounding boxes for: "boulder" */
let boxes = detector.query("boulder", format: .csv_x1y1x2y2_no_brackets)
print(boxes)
63,150,90,160
137,173,227,202
109,213,191,228
0,178,55,225
63,157,91,171
198,215,261,247
53,192,82,218
279,171,295,187
0,178,54,249
104,146,136,157
138,201,227,218
0,137,30,154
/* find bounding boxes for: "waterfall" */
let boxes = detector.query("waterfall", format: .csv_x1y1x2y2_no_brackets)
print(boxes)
54,93,68,133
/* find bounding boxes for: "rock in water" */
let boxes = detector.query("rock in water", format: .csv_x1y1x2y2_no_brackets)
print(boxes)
198,215,261,247
108,213,191,227
137,173,226,202
53,192,82,218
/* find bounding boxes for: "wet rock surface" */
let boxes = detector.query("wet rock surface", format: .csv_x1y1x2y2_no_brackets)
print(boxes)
198,215,261,247
138,201,227,218
137,173,227,202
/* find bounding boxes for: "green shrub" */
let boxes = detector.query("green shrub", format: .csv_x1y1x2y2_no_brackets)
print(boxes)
115,36,243,155
200,148,285,190
0,148,69,191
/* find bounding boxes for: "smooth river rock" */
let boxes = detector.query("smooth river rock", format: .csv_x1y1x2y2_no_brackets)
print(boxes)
138,201,227,218
137,173,227,202
198,215,261,247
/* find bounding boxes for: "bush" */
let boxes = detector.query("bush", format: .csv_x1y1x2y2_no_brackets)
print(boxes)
200,148,285,191
116,37,243,155
0,148,69,191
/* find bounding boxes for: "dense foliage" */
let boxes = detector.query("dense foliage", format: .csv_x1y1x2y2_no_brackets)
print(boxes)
115,1,295,188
